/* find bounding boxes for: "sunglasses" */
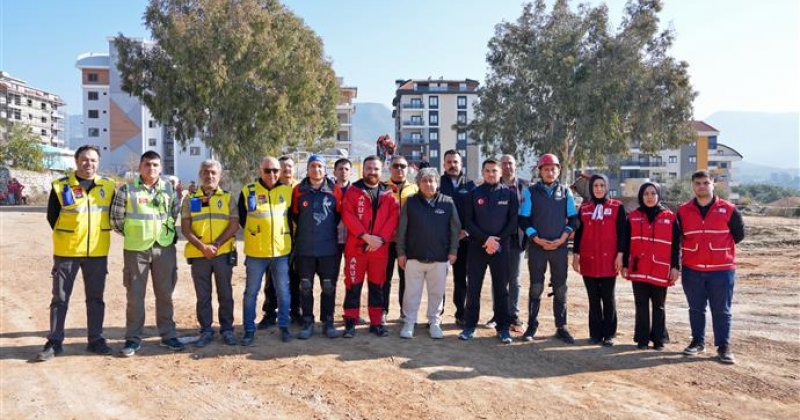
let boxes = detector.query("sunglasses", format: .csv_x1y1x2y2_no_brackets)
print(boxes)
392,164,408,169
261,168,280,174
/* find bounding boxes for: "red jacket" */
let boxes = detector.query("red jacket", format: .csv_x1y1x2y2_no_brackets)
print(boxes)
678,198,736,271
578,199,622,277
342,180,399,258
626,208,676,286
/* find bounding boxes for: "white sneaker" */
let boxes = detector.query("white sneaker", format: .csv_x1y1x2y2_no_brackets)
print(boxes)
429,323,444,339
400,322,414,339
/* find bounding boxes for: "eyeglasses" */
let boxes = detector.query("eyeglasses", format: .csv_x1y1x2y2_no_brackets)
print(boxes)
261,168,280,174
392,164,407,169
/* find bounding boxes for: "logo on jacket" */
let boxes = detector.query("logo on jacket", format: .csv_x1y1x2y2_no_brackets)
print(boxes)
278,195,285,204
477,197,485,206
434,209,446,215
554,189,563,199
718,208,727,214
72,187,84,198
604,208,612,215
498,200,508,205
258,194,267,204
313,196,333,226
303,200,309,208
357,196,365,219
217,199,223,209
98,188,105,199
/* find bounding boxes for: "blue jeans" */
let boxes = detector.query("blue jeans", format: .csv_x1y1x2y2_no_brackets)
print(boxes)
243,256,290,332
682,267,735,347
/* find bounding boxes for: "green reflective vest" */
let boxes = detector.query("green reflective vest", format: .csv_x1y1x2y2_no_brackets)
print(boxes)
123,177,177,251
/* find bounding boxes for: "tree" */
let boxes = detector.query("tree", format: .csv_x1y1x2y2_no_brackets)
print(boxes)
114,0,340,181
469,0,696,182
0,122,45,172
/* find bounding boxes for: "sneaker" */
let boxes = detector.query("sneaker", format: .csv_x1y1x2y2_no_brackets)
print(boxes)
119,340,141,357
717,345,735,364
498,329,513,345
521,327,536,342
485,317,497,328
369,325,389,337
653,342,665,351
343,320,356,338
35,340,63,362
222,331,237,346
280,327,293,343
458,328,475,341
257,316,277,330
240,331,255,346
87,338,113,355
381,312,388,326
429,323,444,339
588,337,602,345
400,322,414,339
637,342,649,350
683,339,705,356
160,337,186,352
323,322,341,339
194,332,214,348
297,322,314,340
556,327,575,344
602,338,615,347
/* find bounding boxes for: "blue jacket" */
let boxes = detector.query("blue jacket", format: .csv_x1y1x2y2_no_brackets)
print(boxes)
439,171,475,229
519,180,579,243
463,182,519,245
291,177,342,257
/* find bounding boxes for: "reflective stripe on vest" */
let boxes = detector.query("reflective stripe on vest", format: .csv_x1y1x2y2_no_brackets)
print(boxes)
184,188,234,259
123,178,176,251
626,209,675,286
678,199,736,272
51,172,115,257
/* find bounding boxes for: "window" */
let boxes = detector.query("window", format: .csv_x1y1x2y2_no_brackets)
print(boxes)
668,155,678,163
457,96,467,109
669,172,677,179
689,155,697,163
430,149,439,158
457,111,467,125
41,129,48,136
609,189,618,197
428,96,438,109
429,129,439,141
88,91,99,100
88,128,100,137
13,110,21,120
148,138,157,146
88,110,99,119
457,131,467,141
429,111,439,126
41,117,47,123
87,73,99,82
148,120,156,128
41,103,47,110
190,147,201,156
720,162,728,169
27,99,33,106
410,98,422,108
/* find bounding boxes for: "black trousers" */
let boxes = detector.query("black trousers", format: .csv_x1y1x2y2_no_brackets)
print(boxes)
296,255,339,324
451,239,469,320
262,255,301,320
632,281,669,345
527,246,569,329
48,256,107,343
190,255,234,333
383,242,406,315
464,241,511,331
582,276,617,341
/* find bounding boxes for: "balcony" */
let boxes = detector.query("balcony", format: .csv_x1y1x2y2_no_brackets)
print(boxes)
402,119,425,127
400,135,425,144
619,160,666,168
401,102,424,109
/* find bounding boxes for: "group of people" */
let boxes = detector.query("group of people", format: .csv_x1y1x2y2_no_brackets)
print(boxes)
4,177,26,205
36,144,744,366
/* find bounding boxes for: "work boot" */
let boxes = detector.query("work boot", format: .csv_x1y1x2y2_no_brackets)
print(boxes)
323,322,341,339
297,321,314,340
369,325,389,337
86,338,113,355
556,327,575,344
343,319,357,338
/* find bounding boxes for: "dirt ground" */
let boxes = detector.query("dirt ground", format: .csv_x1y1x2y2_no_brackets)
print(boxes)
1,211,798,419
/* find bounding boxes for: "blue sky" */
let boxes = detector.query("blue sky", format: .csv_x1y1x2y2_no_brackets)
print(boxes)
1,0,798,120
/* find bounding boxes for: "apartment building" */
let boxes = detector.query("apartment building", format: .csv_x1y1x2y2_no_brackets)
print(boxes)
0,71,66,146
75,38,210,182
392,78,481,179
582,120,742,197
335,79,357,156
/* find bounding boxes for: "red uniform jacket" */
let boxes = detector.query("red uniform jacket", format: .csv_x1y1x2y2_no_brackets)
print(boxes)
626,208,676,286
342,180,399,258
578,199,622,277
678,198,736,271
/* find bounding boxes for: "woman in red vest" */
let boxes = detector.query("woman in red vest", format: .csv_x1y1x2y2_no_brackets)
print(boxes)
572,174,626,346
622,182,680,350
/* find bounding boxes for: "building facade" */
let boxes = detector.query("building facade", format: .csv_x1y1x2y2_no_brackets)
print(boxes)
335,79,357,156
392,78,481,179
75,38,211,182
0,71,66,146
581,121,742,197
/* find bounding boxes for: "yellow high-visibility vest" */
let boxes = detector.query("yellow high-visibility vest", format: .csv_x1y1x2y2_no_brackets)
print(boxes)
241,180,292,258
184,187,234,258
51,172,115,257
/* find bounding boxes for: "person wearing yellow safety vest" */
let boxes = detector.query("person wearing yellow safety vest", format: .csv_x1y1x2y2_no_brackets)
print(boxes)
110,151,184,357
383,155,418,324
180,159,240,348
238,156,295,345
36,145,116,362
258,155,302,329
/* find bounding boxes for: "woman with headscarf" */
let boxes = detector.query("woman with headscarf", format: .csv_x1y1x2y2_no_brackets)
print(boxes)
572,174,626,346
623,182,681,350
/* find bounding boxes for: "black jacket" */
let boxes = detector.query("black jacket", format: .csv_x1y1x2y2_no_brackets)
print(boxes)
396,192,461,262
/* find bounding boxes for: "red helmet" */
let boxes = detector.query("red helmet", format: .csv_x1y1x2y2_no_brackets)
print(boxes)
537,153,560,169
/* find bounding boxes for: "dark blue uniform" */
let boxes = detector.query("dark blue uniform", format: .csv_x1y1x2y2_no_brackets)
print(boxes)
439,172,475,322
